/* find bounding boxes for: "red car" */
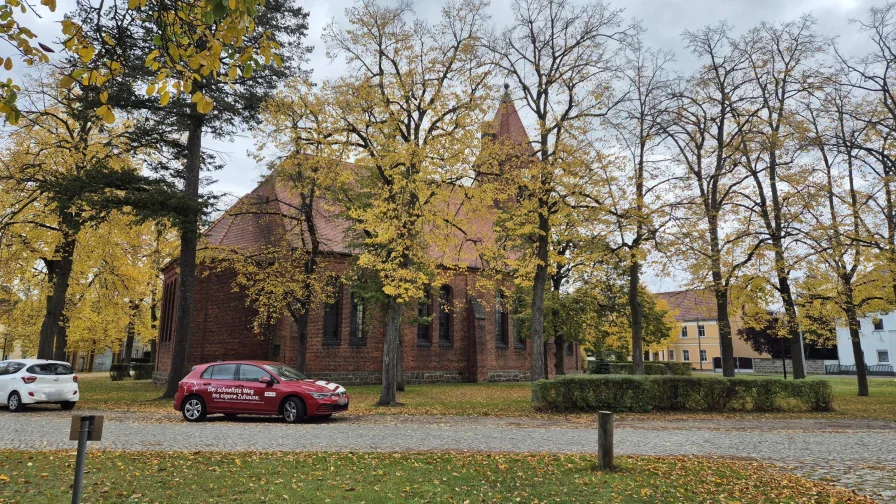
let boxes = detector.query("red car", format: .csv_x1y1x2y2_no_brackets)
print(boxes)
173,361,349,423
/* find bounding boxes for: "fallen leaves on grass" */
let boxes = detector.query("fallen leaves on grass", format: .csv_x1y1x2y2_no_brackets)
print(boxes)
0,450,875,503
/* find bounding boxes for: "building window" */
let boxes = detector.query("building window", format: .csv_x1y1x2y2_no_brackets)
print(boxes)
669,349,675,361
438,286,452,346
682,350,690,362
879,350,890,363
680,326,688,338
514,314,525,348
417,290,432,346
873,318,884,331
159,278,177,344
644,351,650,361
495,291,508,348
698,324,706,338
323,287,341,346
700,349,708,362
566,342,574,355
653,352,660,361
349,293,366,346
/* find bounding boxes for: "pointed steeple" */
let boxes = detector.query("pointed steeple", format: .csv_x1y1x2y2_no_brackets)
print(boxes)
488,84,532,151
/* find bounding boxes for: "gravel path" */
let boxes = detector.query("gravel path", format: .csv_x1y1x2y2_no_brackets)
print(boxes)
1,410,894,501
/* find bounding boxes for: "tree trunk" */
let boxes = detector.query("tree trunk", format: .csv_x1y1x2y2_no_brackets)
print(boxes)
378,296,402,406
629,259,644,375
87,351,96,372
844,288,869,397
775,262,806,379
295,312,308,373
38,230,77,360
123,322,135,364
712,276,735,377
554,333,565,376
708,211,735,377
163,116,204,399
530,209,549,381
53,323,68,362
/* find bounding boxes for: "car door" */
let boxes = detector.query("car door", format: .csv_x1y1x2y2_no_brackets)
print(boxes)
235,364,279,414
199,363,239,413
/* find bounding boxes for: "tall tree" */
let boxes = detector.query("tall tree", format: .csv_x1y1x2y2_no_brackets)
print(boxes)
282,0,492,405
798,83,888,397
593,36,675,374
737,16,826,379
666,23,758,377
0,67,175,360
836,2,896,304
75,0,312,397
489,0,630,381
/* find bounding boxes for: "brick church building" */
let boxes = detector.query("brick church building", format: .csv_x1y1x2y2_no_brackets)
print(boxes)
153,96,582,386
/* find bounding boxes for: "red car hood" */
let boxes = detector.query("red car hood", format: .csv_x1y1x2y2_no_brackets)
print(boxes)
282,379,346,394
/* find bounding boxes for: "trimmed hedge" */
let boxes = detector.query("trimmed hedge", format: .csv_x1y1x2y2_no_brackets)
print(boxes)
109,363,131,381
132,363,155,380
608,361,692,376
587,359,612,374
532,375,833,413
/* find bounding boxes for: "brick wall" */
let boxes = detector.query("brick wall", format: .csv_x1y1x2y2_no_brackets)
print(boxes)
752,358,826,375
155,264,269,379
153,258,582,385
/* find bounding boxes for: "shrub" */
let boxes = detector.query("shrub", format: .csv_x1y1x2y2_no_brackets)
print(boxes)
792,380,834,411
132,363,155,380
607,361,692,376
587,359,612,374
109,363,131,381
532,375,834,413
532,375,652,412
609,362,633,374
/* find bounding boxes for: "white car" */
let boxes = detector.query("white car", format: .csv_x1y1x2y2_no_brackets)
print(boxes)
0,359,79,412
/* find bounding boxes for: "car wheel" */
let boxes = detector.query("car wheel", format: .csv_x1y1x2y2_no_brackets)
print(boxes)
282,397,306,424
60,401,77,411
7,392,24,412
181,395,207,422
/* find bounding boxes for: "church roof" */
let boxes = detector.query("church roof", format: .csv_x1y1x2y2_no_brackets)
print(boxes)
201,97,531,270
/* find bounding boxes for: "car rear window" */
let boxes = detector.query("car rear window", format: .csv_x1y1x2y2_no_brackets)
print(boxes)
26,363,74,375
200,364,237,380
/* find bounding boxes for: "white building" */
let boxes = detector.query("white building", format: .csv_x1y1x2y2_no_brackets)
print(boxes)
836,312,895,369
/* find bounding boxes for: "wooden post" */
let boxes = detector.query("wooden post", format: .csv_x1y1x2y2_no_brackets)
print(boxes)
598,411,614,470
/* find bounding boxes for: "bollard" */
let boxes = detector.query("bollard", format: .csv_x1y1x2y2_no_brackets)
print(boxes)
69,415,103,504
71,416,91,504
598,410,614,470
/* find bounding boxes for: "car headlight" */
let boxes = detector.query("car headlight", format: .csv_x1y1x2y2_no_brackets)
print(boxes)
310,392,335,399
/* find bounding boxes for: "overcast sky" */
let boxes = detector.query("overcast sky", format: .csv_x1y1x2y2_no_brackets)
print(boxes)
0,0,882,291
202,0,875,200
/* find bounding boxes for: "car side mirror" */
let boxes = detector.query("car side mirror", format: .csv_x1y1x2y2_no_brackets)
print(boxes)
259,377,272,385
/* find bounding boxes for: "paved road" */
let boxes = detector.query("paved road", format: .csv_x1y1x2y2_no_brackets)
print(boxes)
1,411,894,501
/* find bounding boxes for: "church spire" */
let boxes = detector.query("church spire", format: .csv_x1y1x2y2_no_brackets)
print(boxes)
500,82,512,103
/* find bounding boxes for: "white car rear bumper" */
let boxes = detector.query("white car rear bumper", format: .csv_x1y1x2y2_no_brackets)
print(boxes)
20,386,79,404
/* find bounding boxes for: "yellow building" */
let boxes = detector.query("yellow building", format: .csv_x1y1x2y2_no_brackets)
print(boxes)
653,289,768,371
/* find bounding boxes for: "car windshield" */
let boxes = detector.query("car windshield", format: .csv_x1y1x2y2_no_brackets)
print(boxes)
263,364,308,382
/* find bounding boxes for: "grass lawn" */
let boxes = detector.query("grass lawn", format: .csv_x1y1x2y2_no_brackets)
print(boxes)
0,451,873,503
73,373,896,422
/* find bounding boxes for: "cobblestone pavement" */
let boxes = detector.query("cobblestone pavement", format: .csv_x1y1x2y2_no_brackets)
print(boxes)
1,410,894,501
